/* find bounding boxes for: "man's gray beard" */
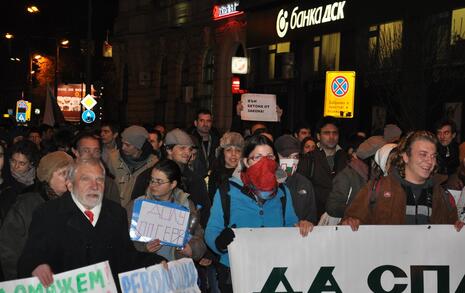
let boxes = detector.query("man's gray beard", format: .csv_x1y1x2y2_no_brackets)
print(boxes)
71,190,103,207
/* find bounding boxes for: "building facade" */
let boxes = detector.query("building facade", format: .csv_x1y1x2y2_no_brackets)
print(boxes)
113,0,465,137
112,0,246,131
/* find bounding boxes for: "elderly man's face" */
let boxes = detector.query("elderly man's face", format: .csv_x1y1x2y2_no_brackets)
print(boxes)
68,162,105,210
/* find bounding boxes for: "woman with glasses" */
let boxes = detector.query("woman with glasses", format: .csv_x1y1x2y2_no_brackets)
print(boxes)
127,159,206,262
205,135,312,293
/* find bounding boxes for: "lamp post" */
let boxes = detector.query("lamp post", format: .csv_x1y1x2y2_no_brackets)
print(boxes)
54,38,69,97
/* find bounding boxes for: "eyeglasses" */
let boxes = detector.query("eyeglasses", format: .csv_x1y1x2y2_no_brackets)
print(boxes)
149,178,171,186
248,154,275,162
10,158,29,167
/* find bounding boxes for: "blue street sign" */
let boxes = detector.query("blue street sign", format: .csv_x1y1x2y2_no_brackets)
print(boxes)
82,109,96,124
16,113,26,123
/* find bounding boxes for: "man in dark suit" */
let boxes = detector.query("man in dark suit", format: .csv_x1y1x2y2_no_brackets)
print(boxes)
18,158,164,287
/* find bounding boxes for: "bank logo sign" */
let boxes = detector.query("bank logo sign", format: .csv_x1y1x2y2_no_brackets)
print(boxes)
276,1,346,38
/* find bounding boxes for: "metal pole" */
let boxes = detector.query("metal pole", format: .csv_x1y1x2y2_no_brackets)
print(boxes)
55,39,59,97
86,0,92,96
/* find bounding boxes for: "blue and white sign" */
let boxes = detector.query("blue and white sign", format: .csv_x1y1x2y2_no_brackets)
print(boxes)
130,199,190,247
16,113,26,123
82,109,96,123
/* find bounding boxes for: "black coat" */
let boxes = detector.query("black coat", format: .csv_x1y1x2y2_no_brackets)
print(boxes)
18,193,164,283
297,148,348,218
189,129,220,179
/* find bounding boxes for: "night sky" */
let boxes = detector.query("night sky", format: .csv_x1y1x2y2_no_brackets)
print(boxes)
1,0,118,97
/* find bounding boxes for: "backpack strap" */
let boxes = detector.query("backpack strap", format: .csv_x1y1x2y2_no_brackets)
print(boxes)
278,184,287,226
220,181,289,227
369,178,381,210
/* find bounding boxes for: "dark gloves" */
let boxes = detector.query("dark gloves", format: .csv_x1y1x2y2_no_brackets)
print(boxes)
215,227,235,253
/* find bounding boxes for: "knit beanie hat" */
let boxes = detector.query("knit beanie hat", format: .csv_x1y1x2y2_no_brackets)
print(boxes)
121,125,149,149
274,134,301,157
383,124,402,143
374,143,397,175
37,151,74,183
356,136,386,160
165,128,194,147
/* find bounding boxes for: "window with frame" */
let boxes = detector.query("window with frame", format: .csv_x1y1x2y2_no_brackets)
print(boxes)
368,20,403,68
201,49,215,110
312,32,340,73
268,42,290,79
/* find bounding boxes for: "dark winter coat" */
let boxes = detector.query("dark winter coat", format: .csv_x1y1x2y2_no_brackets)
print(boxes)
17,193,164,283
297,148,348,217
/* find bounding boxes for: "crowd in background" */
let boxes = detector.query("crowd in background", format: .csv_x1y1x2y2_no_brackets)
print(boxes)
0,107,464,292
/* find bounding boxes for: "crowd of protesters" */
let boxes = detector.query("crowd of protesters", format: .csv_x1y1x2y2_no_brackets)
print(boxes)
0,106,464,293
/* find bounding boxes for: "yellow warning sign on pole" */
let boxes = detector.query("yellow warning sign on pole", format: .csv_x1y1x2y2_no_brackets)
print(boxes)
324,71,355,118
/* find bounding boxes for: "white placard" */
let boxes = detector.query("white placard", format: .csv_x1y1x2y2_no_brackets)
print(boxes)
0,261,117,293
240,93,278,122
229,226,465,292
231,57,248,74
130,199,190,247
118,258,200,293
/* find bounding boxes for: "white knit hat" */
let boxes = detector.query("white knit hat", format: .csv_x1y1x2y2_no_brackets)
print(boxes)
374,143,397,175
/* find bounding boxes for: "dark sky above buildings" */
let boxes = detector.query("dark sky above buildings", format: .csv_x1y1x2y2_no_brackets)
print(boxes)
2,0,118,39
1,0,118,88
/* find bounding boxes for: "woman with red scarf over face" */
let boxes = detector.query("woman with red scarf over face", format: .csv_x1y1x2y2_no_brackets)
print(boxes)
205,135,313,293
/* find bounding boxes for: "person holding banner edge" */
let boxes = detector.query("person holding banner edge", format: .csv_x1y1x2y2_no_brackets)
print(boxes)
127,159,206,262
205,135,312,293
342,131,464,231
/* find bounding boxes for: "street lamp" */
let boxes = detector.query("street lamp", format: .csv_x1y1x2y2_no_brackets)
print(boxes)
26,5,40,14
55,39,70,97
5,33,14,39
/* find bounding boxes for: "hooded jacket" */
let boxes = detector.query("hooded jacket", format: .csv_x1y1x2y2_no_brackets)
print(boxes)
107,141,158,207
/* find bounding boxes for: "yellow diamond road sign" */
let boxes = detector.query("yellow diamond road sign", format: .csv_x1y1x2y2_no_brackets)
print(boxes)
324,71,355,119
81,94,97,110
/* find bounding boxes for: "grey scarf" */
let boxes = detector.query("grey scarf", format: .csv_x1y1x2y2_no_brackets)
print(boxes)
11,167,35,186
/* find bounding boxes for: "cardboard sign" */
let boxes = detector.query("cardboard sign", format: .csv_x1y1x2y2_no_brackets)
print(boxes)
240,93,278,122
118,258,200,293
0,261,117,293
130,199,190,247
324,71,355,118
229,226,465,292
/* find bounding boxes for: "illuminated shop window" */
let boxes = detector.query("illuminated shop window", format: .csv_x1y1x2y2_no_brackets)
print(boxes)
451,7,465,45
312,33,340,72
268,42,290,79
368,20,403,68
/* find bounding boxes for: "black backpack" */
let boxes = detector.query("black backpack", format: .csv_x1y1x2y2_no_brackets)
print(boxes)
218,180,287,227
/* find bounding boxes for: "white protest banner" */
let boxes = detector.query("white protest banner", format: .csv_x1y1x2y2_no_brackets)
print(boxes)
240,93,278,122
229,226,465,292
130,199,190,247
119,258,200,293
0,261,117,293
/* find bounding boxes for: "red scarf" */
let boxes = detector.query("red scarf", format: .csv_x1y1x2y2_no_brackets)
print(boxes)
241,157,278,192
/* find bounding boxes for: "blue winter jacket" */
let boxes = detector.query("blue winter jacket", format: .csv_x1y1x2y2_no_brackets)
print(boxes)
205,176,299,267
